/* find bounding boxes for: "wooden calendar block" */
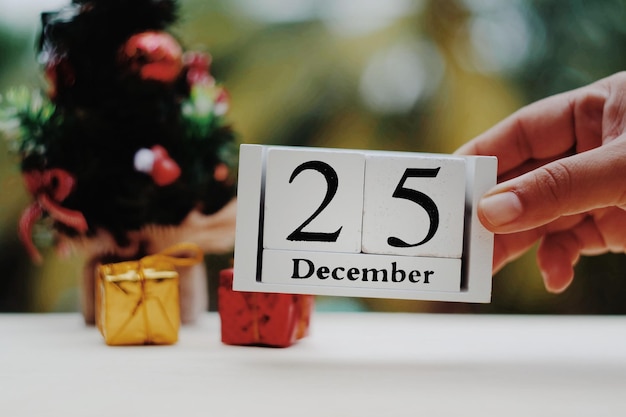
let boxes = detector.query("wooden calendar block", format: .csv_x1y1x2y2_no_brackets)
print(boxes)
262,249,462,293
263,148,365,253
233,144,497,303
361,154,466,258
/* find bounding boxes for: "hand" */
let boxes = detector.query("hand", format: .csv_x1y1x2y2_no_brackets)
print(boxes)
456,72,626,293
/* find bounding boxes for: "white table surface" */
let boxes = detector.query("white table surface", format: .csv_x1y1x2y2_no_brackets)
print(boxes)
1,312,625,417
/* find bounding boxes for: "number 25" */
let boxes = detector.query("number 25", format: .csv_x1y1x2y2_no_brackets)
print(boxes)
287,162,440,247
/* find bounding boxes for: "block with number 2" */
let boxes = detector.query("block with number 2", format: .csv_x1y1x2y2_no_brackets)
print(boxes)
234,145,497,303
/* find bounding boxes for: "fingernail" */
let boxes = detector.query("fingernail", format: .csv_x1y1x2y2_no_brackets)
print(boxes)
479,192,523,227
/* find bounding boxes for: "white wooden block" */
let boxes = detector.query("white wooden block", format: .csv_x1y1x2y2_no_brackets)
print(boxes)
233,144,497,303
361,155,466,258
263,148,365,253
262,249,462,293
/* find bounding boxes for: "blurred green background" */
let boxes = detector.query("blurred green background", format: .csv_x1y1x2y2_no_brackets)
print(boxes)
1,0,626,315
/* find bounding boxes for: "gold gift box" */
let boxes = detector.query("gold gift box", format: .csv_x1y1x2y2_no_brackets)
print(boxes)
96,243,202,346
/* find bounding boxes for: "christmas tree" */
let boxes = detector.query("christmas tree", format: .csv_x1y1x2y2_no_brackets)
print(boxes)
1,0,237,263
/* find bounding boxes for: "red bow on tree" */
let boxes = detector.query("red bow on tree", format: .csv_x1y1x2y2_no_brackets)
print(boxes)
19,169,88,263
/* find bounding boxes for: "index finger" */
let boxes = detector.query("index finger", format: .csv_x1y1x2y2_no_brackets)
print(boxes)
455,81,607,176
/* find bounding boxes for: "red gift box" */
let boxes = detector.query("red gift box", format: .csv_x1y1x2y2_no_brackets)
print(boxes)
218,268,314,347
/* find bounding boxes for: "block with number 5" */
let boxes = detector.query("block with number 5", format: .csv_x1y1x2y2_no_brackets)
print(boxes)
361,155,466,258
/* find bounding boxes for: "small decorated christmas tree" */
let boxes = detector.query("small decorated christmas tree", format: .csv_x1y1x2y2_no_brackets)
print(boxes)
1,0,238,323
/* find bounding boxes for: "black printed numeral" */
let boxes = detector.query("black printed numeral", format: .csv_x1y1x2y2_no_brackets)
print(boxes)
286,163,441,247
387,168,440,248
286,161,342,242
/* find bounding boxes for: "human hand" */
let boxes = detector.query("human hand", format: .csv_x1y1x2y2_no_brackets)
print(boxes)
456,72,626,293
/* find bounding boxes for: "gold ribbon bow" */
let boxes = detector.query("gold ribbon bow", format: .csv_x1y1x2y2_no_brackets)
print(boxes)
139,242,204,269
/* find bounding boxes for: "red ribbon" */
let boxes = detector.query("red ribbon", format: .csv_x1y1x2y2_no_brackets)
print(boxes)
19,169,88,263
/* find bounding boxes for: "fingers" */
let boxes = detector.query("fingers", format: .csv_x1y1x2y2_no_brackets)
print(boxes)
496,150,573,183
536,208,626,293
478,139,626,234
495,209,626,293
492,214,585,273
456,73,626,294
591,207,626,254
537,216,607,293
455,78,608,175
492,229,541,273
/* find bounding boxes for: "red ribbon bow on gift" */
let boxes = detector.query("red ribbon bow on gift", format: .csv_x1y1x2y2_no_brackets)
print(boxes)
19,169,88,263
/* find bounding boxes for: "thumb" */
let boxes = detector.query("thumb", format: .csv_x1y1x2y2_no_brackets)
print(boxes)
477,140,626,233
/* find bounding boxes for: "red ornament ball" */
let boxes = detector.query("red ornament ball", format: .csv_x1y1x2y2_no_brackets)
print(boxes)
149,145,181,186
152,157,181,186
118,31,183,82
134,145,181,186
